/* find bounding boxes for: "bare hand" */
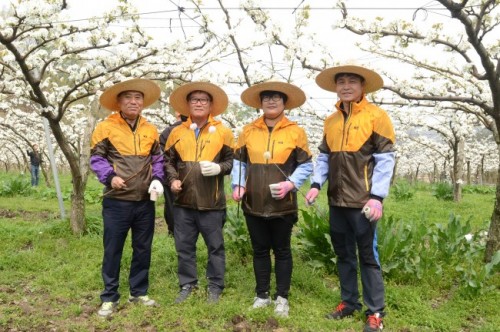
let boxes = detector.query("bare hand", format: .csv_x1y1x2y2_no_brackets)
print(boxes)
170,179,182,194
111,176,127,190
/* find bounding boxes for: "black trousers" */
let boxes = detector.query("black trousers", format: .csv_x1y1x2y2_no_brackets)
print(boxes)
329,206,385,316
100,198,155,302
245,213,296,299
173,207,226,290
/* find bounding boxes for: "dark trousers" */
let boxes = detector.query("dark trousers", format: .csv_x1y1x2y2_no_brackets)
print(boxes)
173,207,226,290
329,206,385,316
163,187,175,234
100,198,155,302
30,165,39,186
245,213,296,299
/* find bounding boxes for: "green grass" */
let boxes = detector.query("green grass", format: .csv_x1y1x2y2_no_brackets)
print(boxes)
0,174,498,331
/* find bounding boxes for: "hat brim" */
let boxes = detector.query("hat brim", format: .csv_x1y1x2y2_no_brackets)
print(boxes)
241,81,306,109
99,78,161,111
316,65,383,93
169,82,228,117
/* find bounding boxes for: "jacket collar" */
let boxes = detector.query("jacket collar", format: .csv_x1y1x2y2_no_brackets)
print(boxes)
335,95,369,114
254,115,294,130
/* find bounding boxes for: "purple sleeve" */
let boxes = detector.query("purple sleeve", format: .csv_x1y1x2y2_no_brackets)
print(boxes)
90,155,115,185
151,153,164,182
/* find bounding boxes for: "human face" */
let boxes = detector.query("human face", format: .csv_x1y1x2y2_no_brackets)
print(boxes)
335,74,364,103
117,90,144,120
188,91,212,122
261,93,285,119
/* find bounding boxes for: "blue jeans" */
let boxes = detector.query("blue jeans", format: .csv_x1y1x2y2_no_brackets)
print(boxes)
30,164,39,186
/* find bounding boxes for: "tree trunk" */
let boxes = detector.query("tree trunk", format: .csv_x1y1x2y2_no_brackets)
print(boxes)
466,160,471,185
485,146,500,262
453,139,464,202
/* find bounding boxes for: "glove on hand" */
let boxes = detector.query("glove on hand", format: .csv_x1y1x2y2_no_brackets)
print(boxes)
305,188,319,206
200,161,221,176
232,185,246,202
270,181,295,200
148,179,164,195
362,199,383,222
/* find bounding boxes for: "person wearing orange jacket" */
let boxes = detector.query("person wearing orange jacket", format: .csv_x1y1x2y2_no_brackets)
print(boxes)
231,81,313,318
305,65,396,332
164,82,234,304
91,78,164,317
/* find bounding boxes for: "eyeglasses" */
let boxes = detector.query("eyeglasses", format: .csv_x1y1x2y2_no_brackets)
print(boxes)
189,98,210,105
261,94,283,102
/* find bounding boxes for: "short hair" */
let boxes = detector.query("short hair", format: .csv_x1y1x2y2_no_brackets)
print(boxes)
186,90,213,102
259,90,288,104
334,73,365,83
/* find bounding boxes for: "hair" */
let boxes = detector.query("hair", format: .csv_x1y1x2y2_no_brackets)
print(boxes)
117,90,144,99
186,90,213,102
334,73,365,83
259,90,288,104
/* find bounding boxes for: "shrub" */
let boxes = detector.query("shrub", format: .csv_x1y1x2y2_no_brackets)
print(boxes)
223,204,252,260
0,176,32,196
432,182,454,200
391,180,415,201
295,207,335,272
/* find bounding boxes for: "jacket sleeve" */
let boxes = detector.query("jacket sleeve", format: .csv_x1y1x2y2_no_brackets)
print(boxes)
164,132,179,186
218,127,235,175
310,152,329,189
231,159,247,188
150,139,164,183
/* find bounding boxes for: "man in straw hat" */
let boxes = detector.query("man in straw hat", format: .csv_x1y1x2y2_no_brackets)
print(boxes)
164,82,234,304
231,81,313,317
305,65,395,332
90,78,164,317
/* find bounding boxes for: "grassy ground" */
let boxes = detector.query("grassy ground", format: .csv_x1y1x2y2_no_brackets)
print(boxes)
0,175,498,331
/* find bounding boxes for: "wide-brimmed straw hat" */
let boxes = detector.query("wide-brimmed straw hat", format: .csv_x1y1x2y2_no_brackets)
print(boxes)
169,82,228,117
99,78,161,111
316,65,383,93
241,81,306,109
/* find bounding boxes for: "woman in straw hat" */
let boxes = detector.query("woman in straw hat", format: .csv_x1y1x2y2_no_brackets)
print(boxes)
231,81,313,317
90,78,164,317
305,65,395,332
164,82,234,304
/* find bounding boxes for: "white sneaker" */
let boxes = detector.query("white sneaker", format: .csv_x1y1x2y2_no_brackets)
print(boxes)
98,301,118,317
252,296,272,308
274,296,289,317
128,295,158,306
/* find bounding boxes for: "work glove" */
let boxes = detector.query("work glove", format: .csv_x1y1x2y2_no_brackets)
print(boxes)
148,179,164,195
232,185,246,202
362,199,383,222
200,161,221,176
305,188,319,206
269,181,294,200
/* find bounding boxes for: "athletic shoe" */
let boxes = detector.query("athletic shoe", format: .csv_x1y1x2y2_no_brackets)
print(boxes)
128,295,157,306
252,296,272,308
207,286,222,303
325,301,357,319
98,301,118,317
364,313,384,332
175,284,197,304
274,296,289,317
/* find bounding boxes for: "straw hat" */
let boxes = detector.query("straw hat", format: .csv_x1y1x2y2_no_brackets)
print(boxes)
316,65,383,93
241,81,306,109
169,82,228,117
99,78,161,111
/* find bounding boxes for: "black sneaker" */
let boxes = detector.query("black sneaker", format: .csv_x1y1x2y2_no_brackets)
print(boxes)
207,286,222,304
325,301,357,320
364,313,383,332
174,284,197,304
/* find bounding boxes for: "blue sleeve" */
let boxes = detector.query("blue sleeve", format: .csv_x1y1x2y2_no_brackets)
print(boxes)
371,151,395,198
310,152,329,188
289,161,313,189
231,159,247,188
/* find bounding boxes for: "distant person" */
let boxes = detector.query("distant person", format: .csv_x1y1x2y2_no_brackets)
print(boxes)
231,81,313,317
164,82,234,304
305,64,396,332
27,144,42,186
90,78,164,318
159,111,188,235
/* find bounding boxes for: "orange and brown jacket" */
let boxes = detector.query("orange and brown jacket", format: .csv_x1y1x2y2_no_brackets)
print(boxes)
311,97,396,208
232,116,313,217
164,115,234,210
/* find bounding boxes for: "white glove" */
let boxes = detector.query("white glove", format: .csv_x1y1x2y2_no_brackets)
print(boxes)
200,161,221,176
148,179,164,195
